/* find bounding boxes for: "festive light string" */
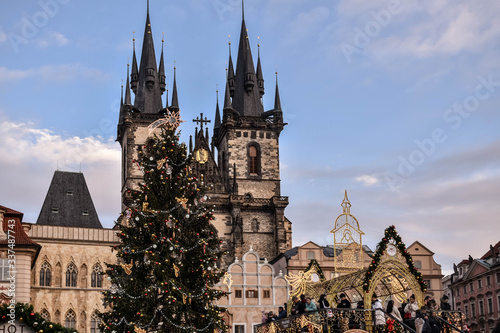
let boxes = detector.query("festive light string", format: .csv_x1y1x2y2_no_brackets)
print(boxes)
108,308,214,332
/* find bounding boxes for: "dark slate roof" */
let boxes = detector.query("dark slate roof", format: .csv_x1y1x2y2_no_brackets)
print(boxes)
36,171,102,228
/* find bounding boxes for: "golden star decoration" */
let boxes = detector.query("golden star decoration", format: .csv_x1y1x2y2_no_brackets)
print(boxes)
147,110,185,134
135,326,147,333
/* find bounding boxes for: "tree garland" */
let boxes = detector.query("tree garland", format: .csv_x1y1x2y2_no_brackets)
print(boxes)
304,259,326,281
0,303,76,333
362,225,427,292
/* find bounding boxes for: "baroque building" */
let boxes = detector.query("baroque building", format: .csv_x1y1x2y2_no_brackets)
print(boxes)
116,2,292,264
446,242,500,333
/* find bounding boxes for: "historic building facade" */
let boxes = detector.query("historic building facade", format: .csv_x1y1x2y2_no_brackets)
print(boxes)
116,2,292,265
445,242,500,333
215,247,289,333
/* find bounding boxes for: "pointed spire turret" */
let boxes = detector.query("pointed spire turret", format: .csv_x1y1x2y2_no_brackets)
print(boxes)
125,63,132,105
256,37,264,97
274,71,281,111
214,89,221,130
227,37,235,97
170,65,179,112
130,34,138,93
223,79,232,111
120,80,124,107
132,2,163,113
231,0,264,117
159,35,166,93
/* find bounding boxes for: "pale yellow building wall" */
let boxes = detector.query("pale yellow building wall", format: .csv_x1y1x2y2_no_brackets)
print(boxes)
28,224,119,333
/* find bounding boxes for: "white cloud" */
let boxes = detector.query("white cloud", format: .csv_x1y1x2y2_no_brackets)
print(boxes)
0,63,111,84
355,174,379,186
0,119,121,227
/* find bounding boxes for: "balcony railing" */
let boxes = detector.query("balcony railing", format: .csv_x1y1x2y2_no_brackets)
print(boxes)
254,309,464,333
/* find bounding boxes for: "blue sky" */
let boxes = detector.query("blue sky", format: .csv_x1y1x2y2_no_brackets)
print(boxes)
1,0,500,275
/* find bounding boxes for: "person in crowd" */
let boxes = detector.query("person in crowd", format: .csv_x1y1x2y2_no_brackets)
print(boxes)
428,299,439,311
261,310,268,324
404,294,419,329
440,295,451,310
415,306,432,333
266,311,276,323
337,293,351,309
424,296,432,307
428,311,442,333
386,300,403,322
372,293,385,333
305,297,318,312
318,294,330,309
357,300,365,309
277,306,287,319
291,296,306,316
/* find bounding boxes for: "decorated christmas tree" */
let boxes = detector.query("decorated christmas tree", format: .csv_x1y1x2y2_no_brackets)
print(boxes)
100,114,227,333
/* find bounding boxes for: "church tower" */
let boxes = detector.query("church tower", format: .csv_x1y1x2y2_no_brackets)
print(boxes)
208,4,292,262
116,2,179,209
117,2,292,264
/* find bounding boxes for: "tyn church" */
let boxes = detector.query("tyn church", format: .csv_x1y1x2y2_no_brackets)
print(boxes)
116,3,292,264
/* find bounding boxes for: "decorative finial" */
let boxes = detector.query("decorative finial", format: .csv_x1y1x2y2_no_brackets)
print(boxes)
147,0,150,15
162,32,165,43
228,34,231,46
121,79,123,88
341,190,351,214
242,0,245,20
257,36,260,48
132,31,135,42
174,60,176,70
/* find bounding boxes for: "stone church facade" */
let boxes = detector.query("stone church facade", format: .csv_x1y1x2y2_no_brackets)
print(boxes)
116,3,293,265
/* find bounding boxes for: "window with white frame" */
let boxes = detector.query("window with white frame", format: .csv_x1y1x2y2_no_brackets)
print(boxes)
234,324,245,333
0,259,10,281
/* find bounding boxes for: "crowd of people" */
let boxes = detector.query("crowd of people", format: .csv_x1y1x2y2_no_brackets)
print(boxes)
261,292,461,333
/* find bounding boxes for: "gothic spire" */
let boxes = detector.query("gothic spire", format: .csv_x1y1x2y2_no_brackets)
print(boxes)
223,78,232,111
133,2,163,113
227,38,235,97
214,89,221,130
125,63,132,105
170,65,179,112
274,71,281,111
256,38,264,97
231,1,263,117
158,36,166,93
131,35,138,93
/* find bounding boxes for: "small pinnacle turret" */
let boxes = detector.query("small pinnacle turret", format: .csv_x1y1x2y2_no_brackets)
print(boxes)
170,66,179,112
256,39,264,97
159,37,166,93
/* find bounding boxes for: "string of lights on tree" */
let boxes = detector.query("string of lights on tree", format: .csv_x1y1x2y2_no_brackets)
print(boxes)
100,111,228,333
362,225,427,293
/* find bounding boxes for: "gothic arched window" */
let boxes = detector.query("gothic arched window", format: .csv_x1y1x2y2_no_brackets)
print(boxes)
40,309,50,322
65,310,76,329
66,263,77,287
40,261,51,286
91,311,101,333
248,143,260,176
91,264,103,288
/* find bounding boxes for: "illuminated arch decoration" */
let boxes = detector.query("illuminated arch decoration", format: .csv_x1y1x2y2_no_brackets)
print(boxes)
362,225,427,306
331,191,364,272
286,225,427,312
